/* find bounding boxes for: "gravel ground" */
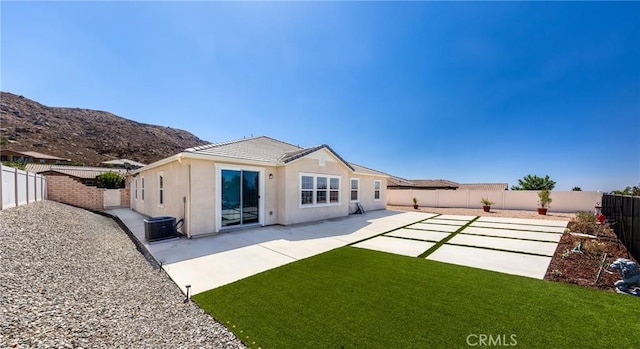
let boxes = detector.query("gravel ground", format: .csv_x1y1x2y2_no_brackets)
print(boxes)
0,201,244,349
387,205,575,221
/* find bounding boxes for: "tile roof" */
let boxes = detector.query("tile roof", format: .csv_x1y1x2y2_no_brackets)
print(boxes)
411,179,459,188
348,162,388,176
1,150,71,161
281,144,355,171
25,164,127,179
101,159,146,167
387,177,508,191
387,175,417,187
185,136,301,163
184,136,357,171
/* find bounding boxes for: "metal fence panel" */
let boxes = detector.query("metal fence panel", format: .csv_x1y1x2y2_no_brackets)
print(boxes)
602,194,640,261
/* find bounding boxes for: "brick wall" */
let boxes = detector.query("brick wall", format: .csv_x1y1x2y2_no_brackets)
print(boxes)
46,175,125,211
120,187,130,207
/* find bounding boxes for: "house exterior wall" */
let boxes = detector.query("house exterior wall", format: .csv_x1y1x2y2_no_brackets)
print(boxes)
264,166,279,226
132,158,279,236
189,159,216,235
130,160,190,233
280,150,351,225
130,149,389,234
354,175,387,212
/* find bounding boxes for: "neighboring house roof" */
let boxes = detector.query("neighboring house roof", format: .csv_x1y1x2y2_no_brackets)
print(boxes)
1,150,71,161
139,135,385,177
411,179,459,189
387,177,507,190
25,164,126,179
101,159,146,168
457,183,508,191
387,175,416,187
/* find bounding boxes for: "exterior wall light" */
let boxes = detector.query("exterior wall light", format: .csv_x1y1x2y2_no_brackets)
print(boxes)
269,174,274,179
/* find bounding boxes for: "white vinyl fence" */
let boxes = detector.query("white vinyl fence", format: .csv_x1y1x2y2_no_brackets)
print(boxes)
388,189,603,213
1,164,47,210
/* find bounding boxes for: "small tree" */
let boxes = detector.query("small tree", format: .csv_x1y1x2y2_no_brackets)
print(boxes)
511,174,556,190
480,197,494,206
572,187,582,191
538,189,552,208
97,171,124,189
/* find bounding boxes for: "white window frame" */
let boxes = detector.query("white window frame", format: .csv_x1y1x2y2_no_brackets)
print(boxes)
141,176,145,202
374,180,381,201
158,171,164,208
350,178,360,203
299,173,341,208
134,178,138,200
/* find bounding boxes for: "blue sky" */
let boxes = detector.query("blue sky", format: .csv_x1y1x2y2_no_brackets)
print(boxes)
2,1,638,191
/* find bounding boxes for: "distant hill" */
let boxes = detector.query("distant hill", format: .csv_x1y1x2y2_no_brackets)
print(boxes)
0,92,210,166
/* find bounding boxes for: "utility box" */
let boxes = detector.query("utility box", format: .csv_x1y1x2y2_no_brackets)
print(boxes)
144,216,177,242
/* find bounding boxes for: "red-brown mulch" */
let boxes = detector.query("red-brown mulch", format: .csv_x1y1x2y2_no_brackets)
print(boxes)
544,224,636,292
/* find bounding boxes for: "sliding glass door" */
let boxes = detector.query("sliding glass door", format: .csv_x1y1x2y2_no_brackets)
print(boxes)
221,170,259,227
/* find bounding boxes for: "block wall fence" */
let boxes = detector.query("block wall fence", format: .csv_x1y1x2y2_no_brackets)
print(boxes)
387,189,603,213
45,174,130,211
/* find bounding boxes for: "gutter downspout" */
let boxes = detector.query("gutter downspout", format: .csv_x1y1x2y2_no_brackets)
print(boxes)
187,162,192,239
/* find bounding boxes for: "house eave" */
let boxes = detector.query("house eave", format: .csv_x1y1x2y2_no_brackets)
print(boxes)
130,152,283,175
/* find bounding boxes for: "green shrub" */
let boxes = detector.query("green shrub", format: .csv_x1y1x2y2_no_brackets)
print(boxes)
568,211,598,235
97,171,124,189
1,161,26,170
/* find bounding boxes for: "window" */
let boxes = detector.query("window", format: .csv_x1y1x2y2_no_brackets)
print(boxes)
134,178,138,200
350,178,360,202
316,177,327,204
374,180,381,201
300,173,341,207
330,178,340,203
141,177,145,201
301,175,314,205
158,172,164,207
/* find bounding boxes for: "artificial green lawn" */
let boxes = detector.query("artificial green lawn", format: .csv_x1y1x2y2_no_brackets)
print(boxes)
193,247,640,348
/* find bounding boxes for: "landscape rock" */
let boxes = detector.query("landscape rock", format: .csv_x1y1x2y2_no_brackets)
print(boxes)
0,201,245,348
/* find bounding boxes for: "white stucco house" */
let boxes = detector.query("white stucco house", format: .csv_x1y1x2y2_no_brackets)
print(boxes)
128,136,388,237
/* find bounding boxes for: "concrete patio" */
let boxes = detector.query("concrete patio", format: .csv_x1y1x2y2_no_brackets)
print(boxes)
106,208,429,295
353,214,568,279
106,208,569,296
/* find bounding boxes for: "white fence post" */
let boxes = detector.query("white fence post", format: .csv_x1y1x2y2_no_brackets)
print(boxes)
0,164,3,210
14,167,18,208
